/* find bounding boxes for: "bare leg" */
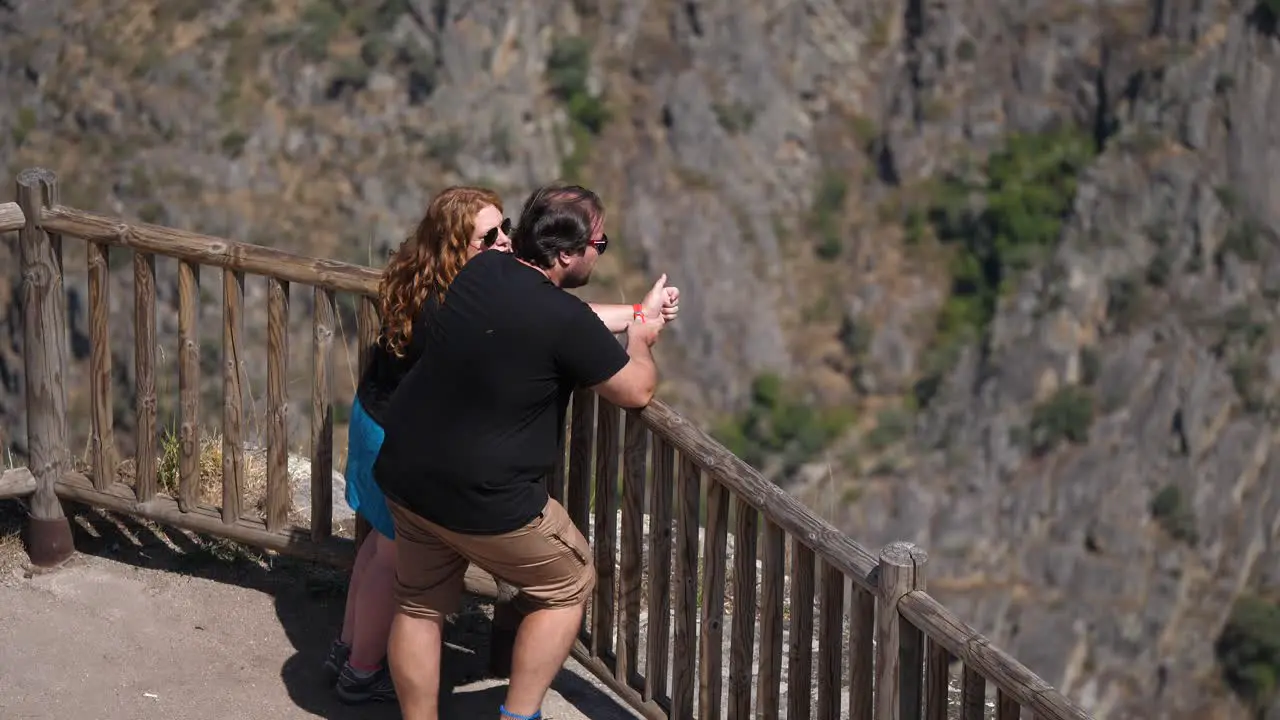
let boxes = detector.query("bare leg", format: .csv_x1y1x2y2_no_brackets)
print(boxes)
501,603,584,716
388,611,444,720
340,530,378,645
349,533,398,668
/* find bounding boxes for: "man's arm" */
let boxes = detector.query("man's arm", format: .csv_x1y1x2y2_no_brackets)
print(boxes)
588,303,641,333
556,301,664,409
589,320,663,408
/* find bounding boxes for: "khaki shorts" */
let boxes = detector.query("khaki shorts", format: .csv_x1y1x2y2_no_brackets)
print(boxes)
387,497,596,620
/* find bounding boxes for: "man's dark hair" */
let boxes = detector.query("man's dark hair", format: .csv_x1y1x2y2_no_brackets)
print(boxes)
512,184,604,269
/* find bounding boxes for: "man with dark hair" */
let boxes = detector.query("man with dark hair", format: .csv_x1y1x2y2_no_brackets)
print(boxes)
510,185,609,280
373,184,671,720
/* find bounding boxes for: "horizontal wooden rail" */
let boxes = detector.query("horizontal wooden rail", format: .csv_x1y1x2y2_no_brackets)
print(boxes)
637,398,880,589
0,201,23,233
51,471,502,597
38,204,382,295
899,589,1092,720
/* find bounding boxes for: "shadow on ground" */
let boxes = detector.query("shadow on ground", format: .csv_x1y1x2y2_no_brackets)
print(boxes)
0,498,633,719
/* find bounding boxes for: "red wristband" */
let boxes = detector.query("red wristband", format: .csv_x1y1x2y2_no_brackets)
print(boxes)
632,303,645,322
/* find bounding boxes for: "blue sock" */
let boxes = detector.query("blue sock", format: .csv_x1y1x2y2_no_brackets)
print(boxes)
499,706,541,720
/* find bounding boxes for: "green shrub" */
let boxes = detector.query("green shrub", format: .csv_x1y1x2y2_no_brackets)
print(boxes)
1259,0,1280,23
922,129,1096,385
865,408,911,451
1149,484,1198,545
712,373,854,477
299,1,344,60
547,37,610,135
1216,595,1280,709
1029,385,1094,455
810,172,848,259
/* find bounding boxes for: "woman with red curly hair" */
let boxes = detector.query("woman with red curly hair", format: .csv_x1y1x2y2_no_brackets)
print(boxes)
324,186,679,705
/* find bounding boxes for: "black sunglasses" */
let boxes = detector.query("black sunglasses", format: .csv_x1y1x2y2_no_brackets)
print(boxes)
591,233,609,255
482,218,513,247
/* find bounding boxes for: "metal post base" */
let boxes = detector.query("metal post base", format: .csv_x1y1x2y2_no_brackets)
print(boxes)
25,515,74,568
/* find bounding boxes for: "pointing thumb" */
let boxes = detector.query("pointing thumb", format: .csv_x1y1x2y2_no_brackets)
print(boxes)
651,273,668,292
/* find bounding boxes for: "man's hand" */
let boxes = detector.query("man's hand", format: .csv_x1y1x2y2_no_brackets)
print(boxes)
640,274,680,324
627,312,665,347
660,285,679,323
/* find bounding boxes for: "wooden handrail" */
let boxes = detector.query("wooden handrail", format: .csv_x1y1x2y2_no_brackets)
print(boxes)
0,201,23,233
637,398,880,589
899,589,1092,720
38,204,382,295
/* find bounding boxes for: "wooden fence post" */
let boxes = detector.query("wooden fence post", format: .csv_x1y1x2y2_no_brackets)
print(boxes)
16,168,74,567
875,541,928,720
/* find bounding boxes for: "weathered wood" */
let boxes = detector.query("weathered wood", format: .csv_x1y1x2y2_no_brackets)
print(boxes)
757,519,785,719
644,436,674,704
925,639,952,720
0,467,36,499
960,665,986,720
898,591,1092,720
617,409,648,687
558,389,591,662
671,454,701,719
997,690,1020,720
591,400,620,658
133,252,158,503
51,471,500,596
728,496,758,719
0,200,24,233
39,205,382,295
16,168,73,566
265,278,290,532
569,640,667,720
87,240,116,490
565,391,595,540
875,541,927,720
787,539,816,720
177,260,200,511
850,585,877,720
818,560,846,720
310,287,335,542
699,480,729,720
355,295,380,376
638,400,878,590
902,554,926,720
222,269,245,524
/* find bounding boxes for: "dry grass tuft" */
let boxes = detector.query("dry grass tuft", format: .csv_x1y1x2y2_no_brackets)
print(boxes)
150,429,273,516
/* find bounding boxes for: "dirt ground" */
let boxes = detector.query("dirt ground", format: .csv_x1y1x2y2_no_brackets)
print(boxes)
0,499,640,720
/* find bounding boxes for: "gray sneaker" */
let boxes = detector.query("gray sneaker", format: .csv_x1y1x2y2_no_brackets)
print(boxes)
335,662,397,705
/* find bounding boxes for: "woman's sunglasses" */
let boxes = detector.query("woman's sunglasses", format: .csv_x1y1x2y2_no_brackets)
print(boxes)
481,218,514,247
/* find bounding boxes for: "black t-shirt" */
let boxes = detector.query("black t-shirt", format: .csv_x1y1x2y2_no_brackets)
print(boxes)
354,297,440,426
373,251,630,534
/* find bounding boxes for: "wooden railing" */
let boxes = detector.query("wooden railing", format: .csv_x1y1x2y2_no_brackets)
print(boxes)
0,167,1095,720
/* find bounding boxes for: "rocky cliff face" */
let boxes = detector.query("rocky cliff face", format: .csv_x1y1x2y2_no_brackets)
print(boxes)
2,0,1280,717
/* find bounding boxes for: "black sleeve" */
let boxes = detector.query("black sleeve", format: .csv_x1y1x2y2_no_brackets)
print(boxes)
553,299,630,388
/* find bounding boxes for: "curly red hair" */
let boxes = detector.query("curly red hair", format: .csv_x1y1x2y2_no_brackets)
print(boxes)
377,186,503,358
